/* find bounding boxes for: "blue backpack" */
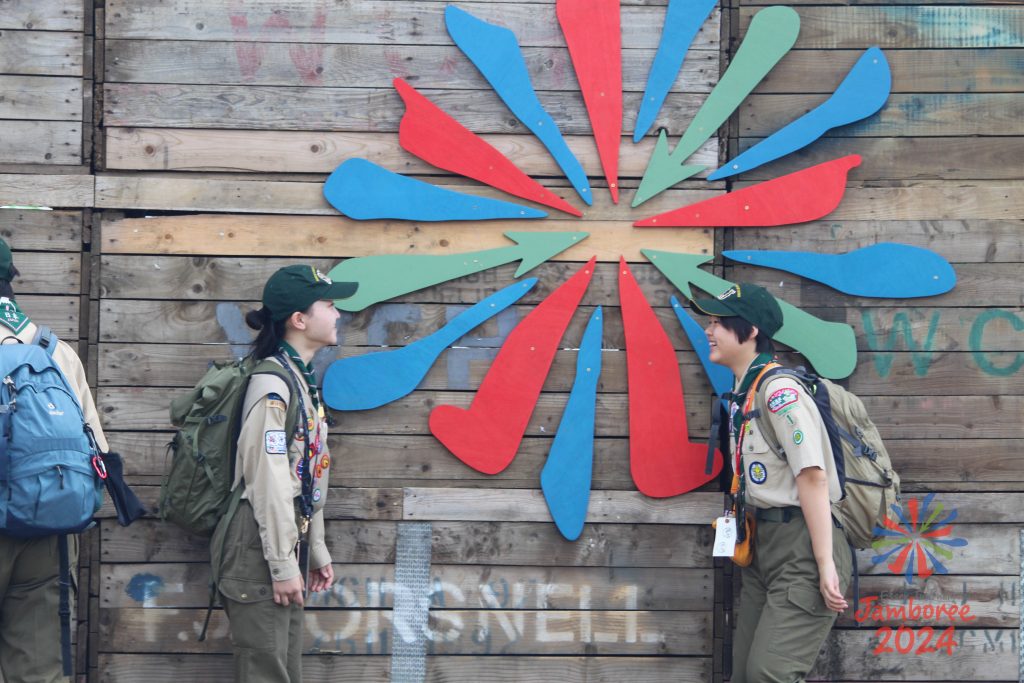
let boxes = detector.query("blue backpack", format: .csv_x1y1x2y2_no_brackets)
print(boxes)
0,327,105,537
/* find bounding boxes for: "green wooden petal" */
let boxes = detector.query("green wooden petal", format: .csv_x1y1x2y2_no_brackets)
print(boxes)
641,249,858,379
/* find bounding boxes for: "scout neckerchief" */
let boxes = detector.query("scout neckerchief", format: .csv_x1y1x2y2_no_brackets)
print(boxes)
723,352,775,531
0,297,30,335
279,341,323,415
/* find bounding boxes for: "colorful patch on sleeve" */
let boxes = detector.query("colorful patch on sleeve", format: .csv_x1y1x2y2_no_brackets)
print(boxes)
264,430,288,454
792,429,804,445
767,388,799,414
312,488,322,502
748,461,768,485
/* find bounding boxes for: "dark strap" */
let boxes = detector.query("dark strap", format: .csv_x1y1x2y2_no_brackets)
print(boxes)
201,485,246,642
706,398,723,475
58,534,72,676
31,324,56,356
849,536,860,627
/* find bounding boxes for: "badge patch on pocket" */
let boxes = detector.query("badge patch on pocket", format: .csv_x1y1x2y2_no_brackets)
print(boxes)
264,430,288,454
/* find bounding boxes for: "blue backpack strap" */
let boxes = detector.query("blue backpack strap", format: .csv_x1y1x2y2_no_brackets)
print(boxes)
30,325,57,356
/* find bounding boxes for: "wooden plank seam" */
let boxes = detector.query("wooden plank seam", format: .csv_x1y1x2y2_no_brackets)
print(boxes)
389,522,433,683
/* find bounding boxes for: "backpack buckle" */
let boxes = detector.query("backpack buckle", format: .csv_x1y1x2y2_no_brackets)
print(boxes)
92,454,108,480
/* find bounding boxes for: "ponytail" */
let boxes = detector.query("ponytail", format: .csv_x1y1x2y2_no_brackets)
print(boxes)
245,306,287,360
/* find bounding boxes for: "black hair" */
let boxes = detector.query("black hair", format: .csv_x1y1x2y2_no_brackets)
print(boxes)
719,315,774,353
0,265,20,299
245,307,289,360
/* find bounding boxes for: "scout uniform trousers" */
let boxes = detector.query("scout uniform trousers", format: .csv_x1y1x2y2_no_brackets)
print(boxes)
214,500,304,683
732,511,852,683
0,534,76,683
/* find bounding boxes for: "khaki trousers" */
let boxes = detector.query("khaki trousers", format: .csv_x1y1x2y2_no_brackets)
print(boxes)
214,501,303,683
731,515,852,683
0,534,76,683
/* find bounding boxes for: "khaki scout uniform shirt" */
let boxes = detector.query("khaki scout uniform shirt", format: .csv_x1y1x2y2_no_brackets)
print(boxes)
733,374,841,510
233,355,331,582
0,320,109,453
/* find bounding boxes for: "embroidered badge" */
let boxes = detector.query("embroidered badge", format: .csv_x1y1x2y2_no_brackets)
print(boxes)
0,298,30,334
320,454,330,470
264,430,287,454
748,461,768,484
266,398,287,412
768,388,799,413
312,488,322,502
793,430,804,445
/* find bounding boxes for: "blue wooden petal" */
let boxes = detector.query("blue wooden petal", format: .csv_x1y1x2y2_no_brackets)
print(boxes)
324,158,546,221
670,296,732,397
723,243,956,298
322,279,538,411
445,6,593,205
709,47,891,180
633,0,718,143
541,306,603,541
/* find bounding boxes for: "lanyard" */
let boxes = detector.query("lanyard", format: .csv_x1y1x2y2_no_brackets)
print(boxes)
729,362,781,498
275,352,315,532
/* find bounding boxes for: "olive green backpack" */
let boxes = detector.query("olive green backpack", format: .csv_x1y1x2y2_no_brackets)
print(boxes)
160,357,299,536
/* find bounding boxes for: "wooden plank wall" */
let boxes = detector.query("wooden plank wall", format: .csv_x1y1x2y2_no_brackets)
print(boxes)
93,0,723,681
728,1,1023,681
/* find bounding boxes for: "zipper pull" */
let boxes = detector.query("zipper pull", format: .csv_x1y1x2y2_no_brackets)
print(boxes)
57,465,65,489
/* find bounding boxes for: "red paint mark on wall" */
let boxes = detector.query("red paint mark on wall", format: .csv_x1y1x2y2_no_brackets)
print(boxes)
228,1,327,85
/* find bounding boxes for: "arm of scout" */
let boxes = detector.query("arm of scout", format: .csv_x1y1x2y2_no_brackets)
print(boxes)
54,342,110,452
763,377,848,613
237,380,304,606
307,511,334,593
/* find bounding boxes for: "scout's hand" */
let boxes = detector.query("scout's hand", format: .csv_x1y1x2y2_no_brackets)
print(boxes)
818,560,848,613
309,563,335,593
273,575,305,606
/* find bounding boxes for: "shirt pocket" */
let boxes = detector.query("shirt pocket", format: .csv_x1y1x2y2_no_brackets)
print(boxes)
741,423,774,457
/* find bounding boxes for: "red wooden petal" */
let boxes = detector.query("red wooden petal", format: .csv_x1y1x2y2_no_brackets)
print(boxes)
395,78,583,217
634,154,862,227
430,257,597,474
619,257,723,497
557,0,622,204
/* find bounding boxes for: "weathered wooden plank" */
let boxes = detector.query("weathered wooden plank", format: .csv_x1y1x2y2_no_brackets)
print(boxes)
739,6,1024,50
98,654,711,683
104,40,718,92
0,0,85,32
101,607,711,655
740,94,1024,138
103,563,712,610
0,30,84,76
812,629,1017,681
5,252,80,294
107,431,1024,489
102,519,712,567
98,300,1024,354
13,294,79,338
97,486,402,522
101,341,1024,398
0,209,82,249
98,653,389,682
0,76,82,121
853,524,1020,577
97,255,1023,310
99,213,714,260
0,173,93,207
103,127,717,176
729,220,1024,264
94,174,721,217
843,575,1016,628
105,0,719,50
97,385,1024,440
735,136,1024,182
102,83,710,137
0,121,82,165
754,49,1024,95
402,489,721,524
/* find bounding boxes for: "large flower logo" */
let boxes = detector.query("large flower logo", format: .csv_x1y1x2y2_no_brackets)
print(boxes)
871,493,969,584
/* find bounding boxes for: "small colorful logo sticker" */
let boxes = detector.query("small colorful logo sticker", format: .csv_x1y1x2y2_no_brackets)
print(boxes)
871,493,969,584
748,461,767,484
768,387,799,413
792,430,804,445
312,488,322,502
264,430,287,455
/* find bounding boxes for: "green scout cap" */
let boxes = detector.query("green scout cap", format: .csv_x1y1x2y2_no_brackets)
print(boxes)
0,238,13,281
262,265,358,321
692,282,783,337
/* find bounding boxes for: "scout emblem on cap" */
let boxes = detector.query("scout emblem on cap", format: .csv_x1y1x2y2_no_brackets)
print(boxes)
717,286,739,300
314,269,334,284
748,461,767,484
